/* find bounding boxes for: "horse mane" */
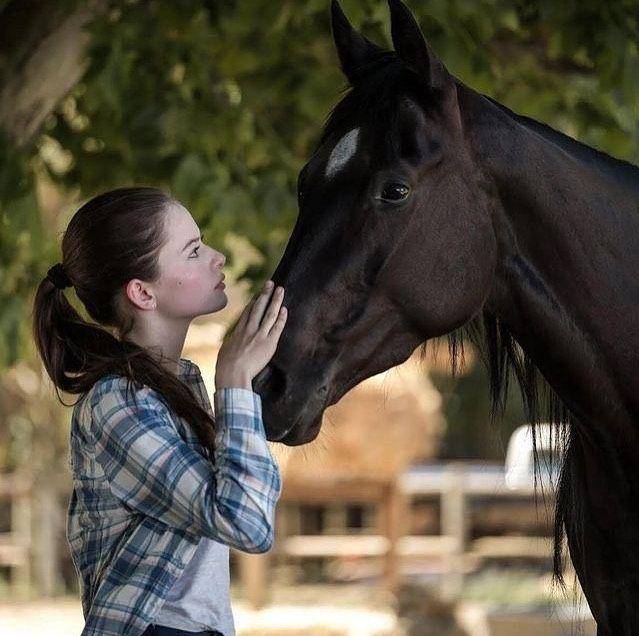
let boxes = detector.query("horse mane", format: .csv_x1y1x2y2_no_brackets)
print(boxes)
417,315,580,587
446,94,639,592
322,51,639,195
482,94,639,194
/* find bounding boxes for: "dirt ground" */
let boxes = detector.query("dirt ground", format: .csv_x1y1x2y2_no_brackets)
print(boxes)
0,583,402,636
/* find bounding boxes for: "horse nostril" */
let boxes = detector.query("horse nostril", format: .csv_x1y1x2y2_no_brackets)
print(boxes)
317,384,328,397
253,365,271,392
254,362,286,400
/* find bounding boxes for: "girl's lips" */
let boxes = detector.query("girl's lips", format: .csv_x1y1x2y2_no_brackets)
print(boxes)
215,280,226,290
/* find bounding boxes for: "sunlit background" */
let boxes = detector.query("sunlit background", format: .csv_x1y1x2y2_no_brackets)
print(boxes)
2,0,638,633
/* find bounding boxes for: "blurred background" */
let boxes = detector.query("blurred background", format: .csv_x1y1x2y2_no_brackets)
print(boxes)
1,0,638,634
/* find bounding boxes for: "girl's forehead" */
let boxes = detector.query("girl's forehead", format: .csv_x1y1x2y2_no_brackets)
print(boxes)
157,204,199,264
164,203,197,234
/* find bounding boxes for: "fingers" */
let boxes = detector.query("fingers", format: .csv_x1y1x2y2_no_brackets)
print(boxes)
235,280,271,329
267,304,287,339
247,280,277,332
258,286,285,336
235,295,257,329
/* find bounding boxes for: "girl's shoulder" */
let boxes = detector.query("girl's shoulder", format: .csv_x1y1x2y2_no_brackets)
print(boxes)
74,357,202,419
70,358,207,452
97,357,201,399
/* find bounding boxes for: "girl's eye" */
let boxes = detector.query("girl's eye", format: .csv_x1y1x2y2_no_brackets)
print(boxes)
190,246,200,258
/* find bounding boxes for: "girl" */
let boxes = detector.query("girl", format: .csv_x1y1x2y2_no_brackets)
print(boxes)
32,186,287,636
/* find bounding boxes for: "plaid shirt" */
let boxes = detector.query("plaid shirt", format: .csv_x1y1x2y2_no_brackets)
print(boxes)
66,358,282,636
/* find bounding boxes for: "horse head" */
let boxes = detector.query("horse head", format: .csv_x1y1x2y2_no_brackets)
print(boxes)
254,0,496,444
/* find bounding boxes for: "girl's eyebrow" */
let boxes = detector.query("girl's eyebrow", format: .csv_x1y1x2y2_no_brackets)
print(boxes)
181,232,203,252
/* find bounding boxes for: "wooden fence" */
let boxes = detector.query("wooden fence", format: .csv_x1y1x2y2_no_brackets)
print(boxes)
0,472,64,598
237,462,571,608
0,464,571,608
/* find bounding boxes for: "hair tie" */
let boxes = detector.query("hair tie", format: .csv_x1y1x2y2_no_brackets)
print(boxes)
47,263,72,290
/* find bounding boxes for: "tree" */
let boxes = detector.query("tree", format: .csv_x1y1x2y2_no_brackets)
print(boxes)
1,0,638,371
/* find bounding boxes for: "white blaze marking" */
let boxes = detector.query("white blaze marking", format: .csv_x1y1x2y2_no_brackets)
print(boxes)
325,128,360,179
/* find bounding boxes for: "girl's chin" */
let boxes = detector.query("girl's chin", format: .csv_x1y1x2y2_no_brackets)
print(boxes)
212,292,228,308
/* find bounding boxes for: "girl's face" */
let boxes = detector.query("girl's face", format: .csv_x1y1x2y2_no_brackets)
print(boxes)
154,203,228,319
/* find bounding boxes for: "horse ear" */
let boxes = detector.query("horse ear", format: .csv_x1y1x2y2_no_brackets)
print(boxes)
388,0,451,91
331,0,386,85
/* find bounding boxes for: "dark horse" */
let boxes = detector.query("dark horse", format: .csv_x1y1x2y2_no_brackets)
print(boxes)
252,1,639,632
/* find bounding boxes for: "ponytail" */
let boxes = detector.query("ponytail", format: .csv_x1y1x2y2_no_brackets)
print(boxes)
31,187,217,459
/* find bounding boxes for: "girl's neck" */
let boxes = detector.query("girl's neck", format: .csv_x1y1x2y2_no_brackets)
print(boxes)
124,318,190,376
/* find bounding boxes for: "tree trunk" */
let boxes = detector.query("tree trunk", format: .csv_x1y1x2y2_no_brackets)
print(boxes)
0,0,107,148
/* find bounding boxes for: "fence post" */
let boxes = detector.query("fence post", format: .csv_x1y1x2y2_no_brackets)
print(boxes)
12,474,32,598
33,481,62,596
237,550,270,610
378,480,408,596
441,462,466,600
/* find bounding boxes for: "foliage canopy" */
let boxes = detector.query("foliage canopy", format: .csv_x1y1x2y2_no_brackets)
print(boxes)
1,0,638,377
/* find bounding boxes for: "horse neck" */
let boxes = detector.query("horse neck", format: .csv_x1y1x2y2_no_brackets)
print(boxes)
459,84,639,433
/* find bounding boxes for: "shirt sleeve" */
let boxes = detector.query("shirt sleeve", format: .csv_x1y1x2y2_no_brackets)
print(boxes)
89,377,282,553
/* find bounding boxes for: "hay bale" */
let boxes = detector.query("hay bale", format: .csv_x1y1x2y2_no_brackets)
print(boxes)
276,351,444,483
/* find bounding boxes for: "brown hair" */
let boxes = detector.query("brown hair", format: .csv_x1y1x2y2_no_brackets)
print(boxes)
31,186,216,459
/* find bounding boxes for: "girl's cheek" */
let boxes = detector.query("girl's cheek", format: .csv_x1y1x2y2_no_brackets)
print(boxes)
168,268,194,287
175,273,209,295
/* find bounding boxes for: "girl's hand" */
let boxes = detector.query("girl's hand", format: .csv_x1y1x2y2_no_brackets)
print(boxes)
214,280,288,390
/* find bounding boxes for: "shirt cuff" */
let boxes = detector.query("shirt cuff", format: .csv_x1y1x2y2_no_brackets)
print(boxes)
213,387,263,428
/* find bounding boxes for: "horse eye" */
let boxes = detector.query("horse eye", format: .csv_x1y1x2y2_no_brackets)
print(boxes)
379,183,410,202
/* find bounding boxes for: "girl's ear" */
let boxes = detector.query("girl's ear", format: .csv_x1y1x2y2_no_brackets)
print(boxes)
125,279,157,311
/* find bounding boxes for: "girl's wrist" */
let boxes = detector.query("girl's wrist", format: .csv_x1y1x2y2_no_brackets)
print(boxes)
215,371,253,391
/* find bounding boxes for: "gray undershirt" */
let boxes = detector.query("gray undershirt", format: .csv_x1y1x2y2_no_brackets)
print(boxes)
153,536,235,635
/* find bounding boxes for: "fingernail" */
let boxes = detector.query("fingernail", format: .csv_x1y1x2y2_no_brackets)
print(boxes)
265,280,273,288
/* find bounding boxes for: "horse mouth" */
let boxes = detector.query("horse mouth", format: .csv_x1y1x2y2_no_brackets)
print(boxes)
256,362,329,445
276,413,323,446
261,394,325,445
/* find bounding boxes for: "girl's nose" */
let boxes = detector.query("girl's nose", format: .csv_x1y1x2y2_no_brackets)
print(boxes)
212,252,226,269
